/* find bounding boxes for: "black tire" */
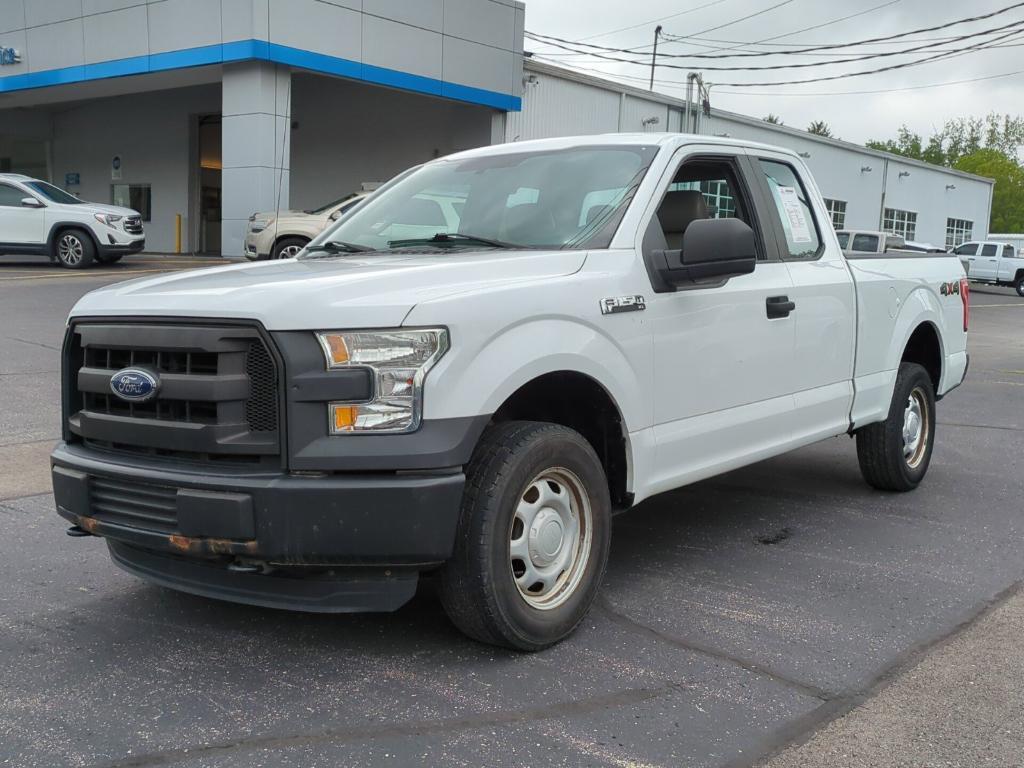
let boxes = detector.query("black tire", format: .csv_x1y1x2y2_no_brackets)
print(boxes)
271,237,308,260
856,362,936,492
53,229,95,269
95,253,124,265
440,421,612,651
1015,275,1024,298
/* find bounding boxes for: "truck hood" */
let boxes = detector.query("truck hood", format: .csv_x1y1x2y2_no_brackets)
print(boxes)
70,250,587,330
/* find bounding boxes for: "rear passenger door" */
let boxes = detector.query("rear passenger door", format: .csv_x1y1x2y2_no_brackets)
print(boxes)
973,243,998,280
642,147,797,492
748,152,857,444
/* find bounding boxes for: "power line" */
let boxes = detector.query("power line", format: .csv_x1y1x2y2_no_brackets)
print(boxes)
524,1,1024,60
577,0,731,42
528,53,1024,96
524,18,1024,72
661,0,795,42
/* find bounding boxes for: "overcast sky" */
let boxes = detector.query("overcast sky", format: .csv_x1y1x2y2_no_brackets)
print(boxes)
522,0,1024,146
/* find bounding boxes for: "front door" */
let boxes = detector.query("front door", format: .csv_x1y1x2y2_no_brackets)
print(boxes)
644,149,797,494
0,183,44,244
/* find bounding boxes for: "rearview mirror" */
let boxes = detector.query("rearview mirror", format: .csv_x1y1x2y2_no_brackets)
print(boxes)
21,197,44,208
651,217,756,288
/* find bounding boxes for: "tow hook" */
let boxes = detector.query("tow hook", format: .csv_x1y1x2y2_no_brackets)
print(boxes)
66,525,93,538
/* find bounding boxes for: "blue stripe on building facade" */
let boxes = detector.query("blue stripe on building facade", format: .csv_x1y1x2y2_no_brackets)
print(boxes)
0,40,522,112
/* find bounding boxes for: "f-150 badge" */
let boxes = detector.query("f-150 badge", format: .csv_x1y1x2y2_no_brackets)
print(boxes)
600,295,646,315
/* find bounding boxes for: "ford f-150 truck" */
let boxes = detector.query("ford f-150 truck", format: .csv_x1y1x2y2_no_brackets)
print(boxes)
51,135,970,650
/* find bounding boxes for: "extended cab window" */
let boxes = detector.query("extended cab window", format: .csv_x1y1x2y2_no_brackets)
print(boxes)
981,244,997,257
852,234,879,252
758,160,821,260
653,158,760,256
0,184,27,207
1004,245,1015,258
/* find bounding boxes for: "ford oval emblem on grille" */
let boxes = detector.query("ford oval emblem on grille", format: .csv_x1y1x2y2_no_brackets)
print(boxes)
109,368,160,402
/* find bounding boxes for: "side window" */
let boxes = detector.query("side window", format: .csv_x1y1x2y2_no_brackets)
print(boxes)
1004,245,1014,259
757,160,821,260
852,234,879,252
654,157,759,257
956,243,978,256
836,232,850,249
980,243,997,257
0,184,27,207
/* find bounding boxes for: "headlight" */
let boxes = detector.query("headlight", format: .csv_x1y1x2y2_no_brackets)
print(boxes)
316,328,449,434
94,213,122,227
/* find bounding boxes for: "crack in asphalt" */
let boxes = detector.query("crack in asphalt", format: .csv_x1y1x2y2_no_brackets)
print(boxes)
595,598,833,702
7,336,61,351
938,420,1024,432
86,682,684,768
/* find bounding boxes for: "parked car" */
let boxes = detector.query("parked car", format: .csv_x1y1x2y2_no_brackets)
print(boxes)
953,240,1024,297
52,135,969,650
836,229,906,255
0,174,144,268
244,192,370,260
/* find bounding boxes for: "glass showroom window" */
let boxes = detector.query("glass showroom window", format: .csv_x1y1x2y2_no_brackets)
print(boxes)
883,207,917,241
945,218,973,249
824,198,847,229
112,184,152,221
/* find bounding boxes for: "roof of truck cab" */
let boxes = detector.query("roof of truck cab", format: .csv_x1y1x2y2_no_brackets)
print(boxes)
443,133,800,161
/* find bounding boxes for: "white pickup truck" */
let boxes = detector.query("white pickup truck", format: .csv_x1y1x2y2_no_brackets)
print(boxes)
953,240,1024,297
51,135,969,650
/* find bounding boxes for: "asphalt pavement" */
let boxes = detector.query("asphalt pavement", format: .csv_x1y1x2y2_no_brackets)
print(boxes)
1,255,1022,768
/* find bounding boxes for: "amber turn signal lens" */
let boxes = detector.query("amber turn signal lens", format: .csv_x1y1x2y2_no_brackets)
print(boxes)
325,335,349,365
332,405,357,432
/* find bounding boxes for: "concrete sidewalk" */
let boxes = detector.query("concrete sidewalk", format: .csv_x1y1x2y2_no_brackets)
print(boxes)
766,584,1024,767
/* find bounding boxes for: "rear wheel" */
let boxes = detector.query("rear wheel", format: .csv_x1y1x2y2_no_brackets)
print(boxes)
271,237,308,260
856,362,936,492
1015,275,1024,298
54,230,95,269
440,421,611,651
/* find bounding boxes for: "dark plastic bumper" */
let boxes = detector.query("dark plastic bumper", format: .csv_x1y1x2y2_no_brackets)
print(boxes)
51,442,465,566
99,238,145,257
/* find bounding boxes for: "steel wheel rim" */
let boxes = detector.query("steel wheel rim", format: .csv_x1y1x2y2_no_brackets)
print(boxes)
279,244,303,259
509,467,593,611
58,235,83,265
902,386,930,469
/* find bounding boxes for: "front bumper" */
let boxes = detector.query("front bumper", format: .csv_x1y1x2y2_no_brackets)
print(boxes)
99,237,145,257
51,442,465,610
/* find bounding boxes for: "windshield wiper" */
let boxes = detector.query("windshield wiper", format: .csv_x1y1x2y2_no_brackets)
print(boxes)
387,232,518,249
301,240,375,257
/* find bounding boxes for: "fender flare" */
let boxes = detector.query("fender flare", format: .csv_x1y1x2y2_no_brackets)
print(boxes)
47,222,100,256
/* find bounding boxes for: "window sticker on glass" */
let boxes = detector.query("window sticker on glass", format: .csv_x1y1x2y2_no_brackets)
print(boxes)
777,186,813,244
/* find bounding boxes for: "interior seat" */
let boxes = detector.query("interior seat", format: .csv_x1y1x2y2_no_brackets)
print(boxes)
657,190,709,250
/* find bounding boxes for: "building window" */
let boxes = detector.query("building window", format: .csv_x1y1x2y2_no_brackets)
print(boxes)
823,198,847,229
945,218,973,249
112,184,152,221
669,179,737,218
883,207,917,242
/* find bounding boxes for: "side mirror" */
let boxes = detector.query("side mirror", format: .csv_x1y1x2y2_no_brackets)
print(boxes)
21,197,44,208
651,218,756,288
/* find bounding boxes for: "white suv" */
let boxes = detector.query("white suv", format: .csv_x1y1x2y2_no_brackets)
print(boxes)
0,174,145,268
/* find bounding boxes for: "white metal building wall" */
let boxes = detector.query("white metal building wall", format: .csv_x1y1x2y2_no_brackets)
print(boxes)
511,61,994,248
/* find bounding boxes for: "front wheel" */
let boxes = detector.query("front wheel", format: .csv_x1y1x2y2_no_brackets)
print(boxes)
271,237,308,260
54,230,95,269
856,362,936,492
440,421,611,651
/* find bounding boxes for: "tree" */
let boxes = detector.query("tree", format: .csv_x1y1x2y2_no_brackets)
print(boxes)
954,149,1024,233
866,113,1024,167
807,120,833,138
763,113,783,125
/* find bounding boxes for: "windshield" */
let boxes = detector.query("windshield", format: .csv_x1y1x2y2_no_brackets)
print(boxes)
307,193,358,215
306,145,659,254
26,181,83,205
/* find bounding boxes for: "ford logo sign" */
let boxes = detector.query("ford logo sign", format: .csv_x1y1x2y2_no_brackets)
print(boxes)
109,368,160,402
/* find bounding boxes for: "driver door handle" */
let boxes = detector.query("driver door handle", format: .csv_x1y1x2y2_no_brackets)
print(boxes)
766,295,796,319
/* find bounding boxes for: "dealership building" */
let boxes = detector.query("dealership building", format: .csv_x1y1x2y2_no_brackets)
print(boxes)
0,0,994,256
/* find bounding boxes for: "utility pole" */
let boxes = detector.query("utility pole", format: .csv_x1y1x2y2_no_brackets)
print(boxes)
649,25,662,91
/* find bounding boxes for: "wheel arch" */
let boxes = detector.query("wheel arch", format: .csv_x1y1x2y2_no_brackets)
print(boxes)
47,222,100,255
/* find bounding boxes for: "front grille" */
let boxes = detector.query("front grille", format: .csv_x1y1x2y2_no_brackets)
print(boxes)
123,216,144,235
66,322,282,465
90,476,178,533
